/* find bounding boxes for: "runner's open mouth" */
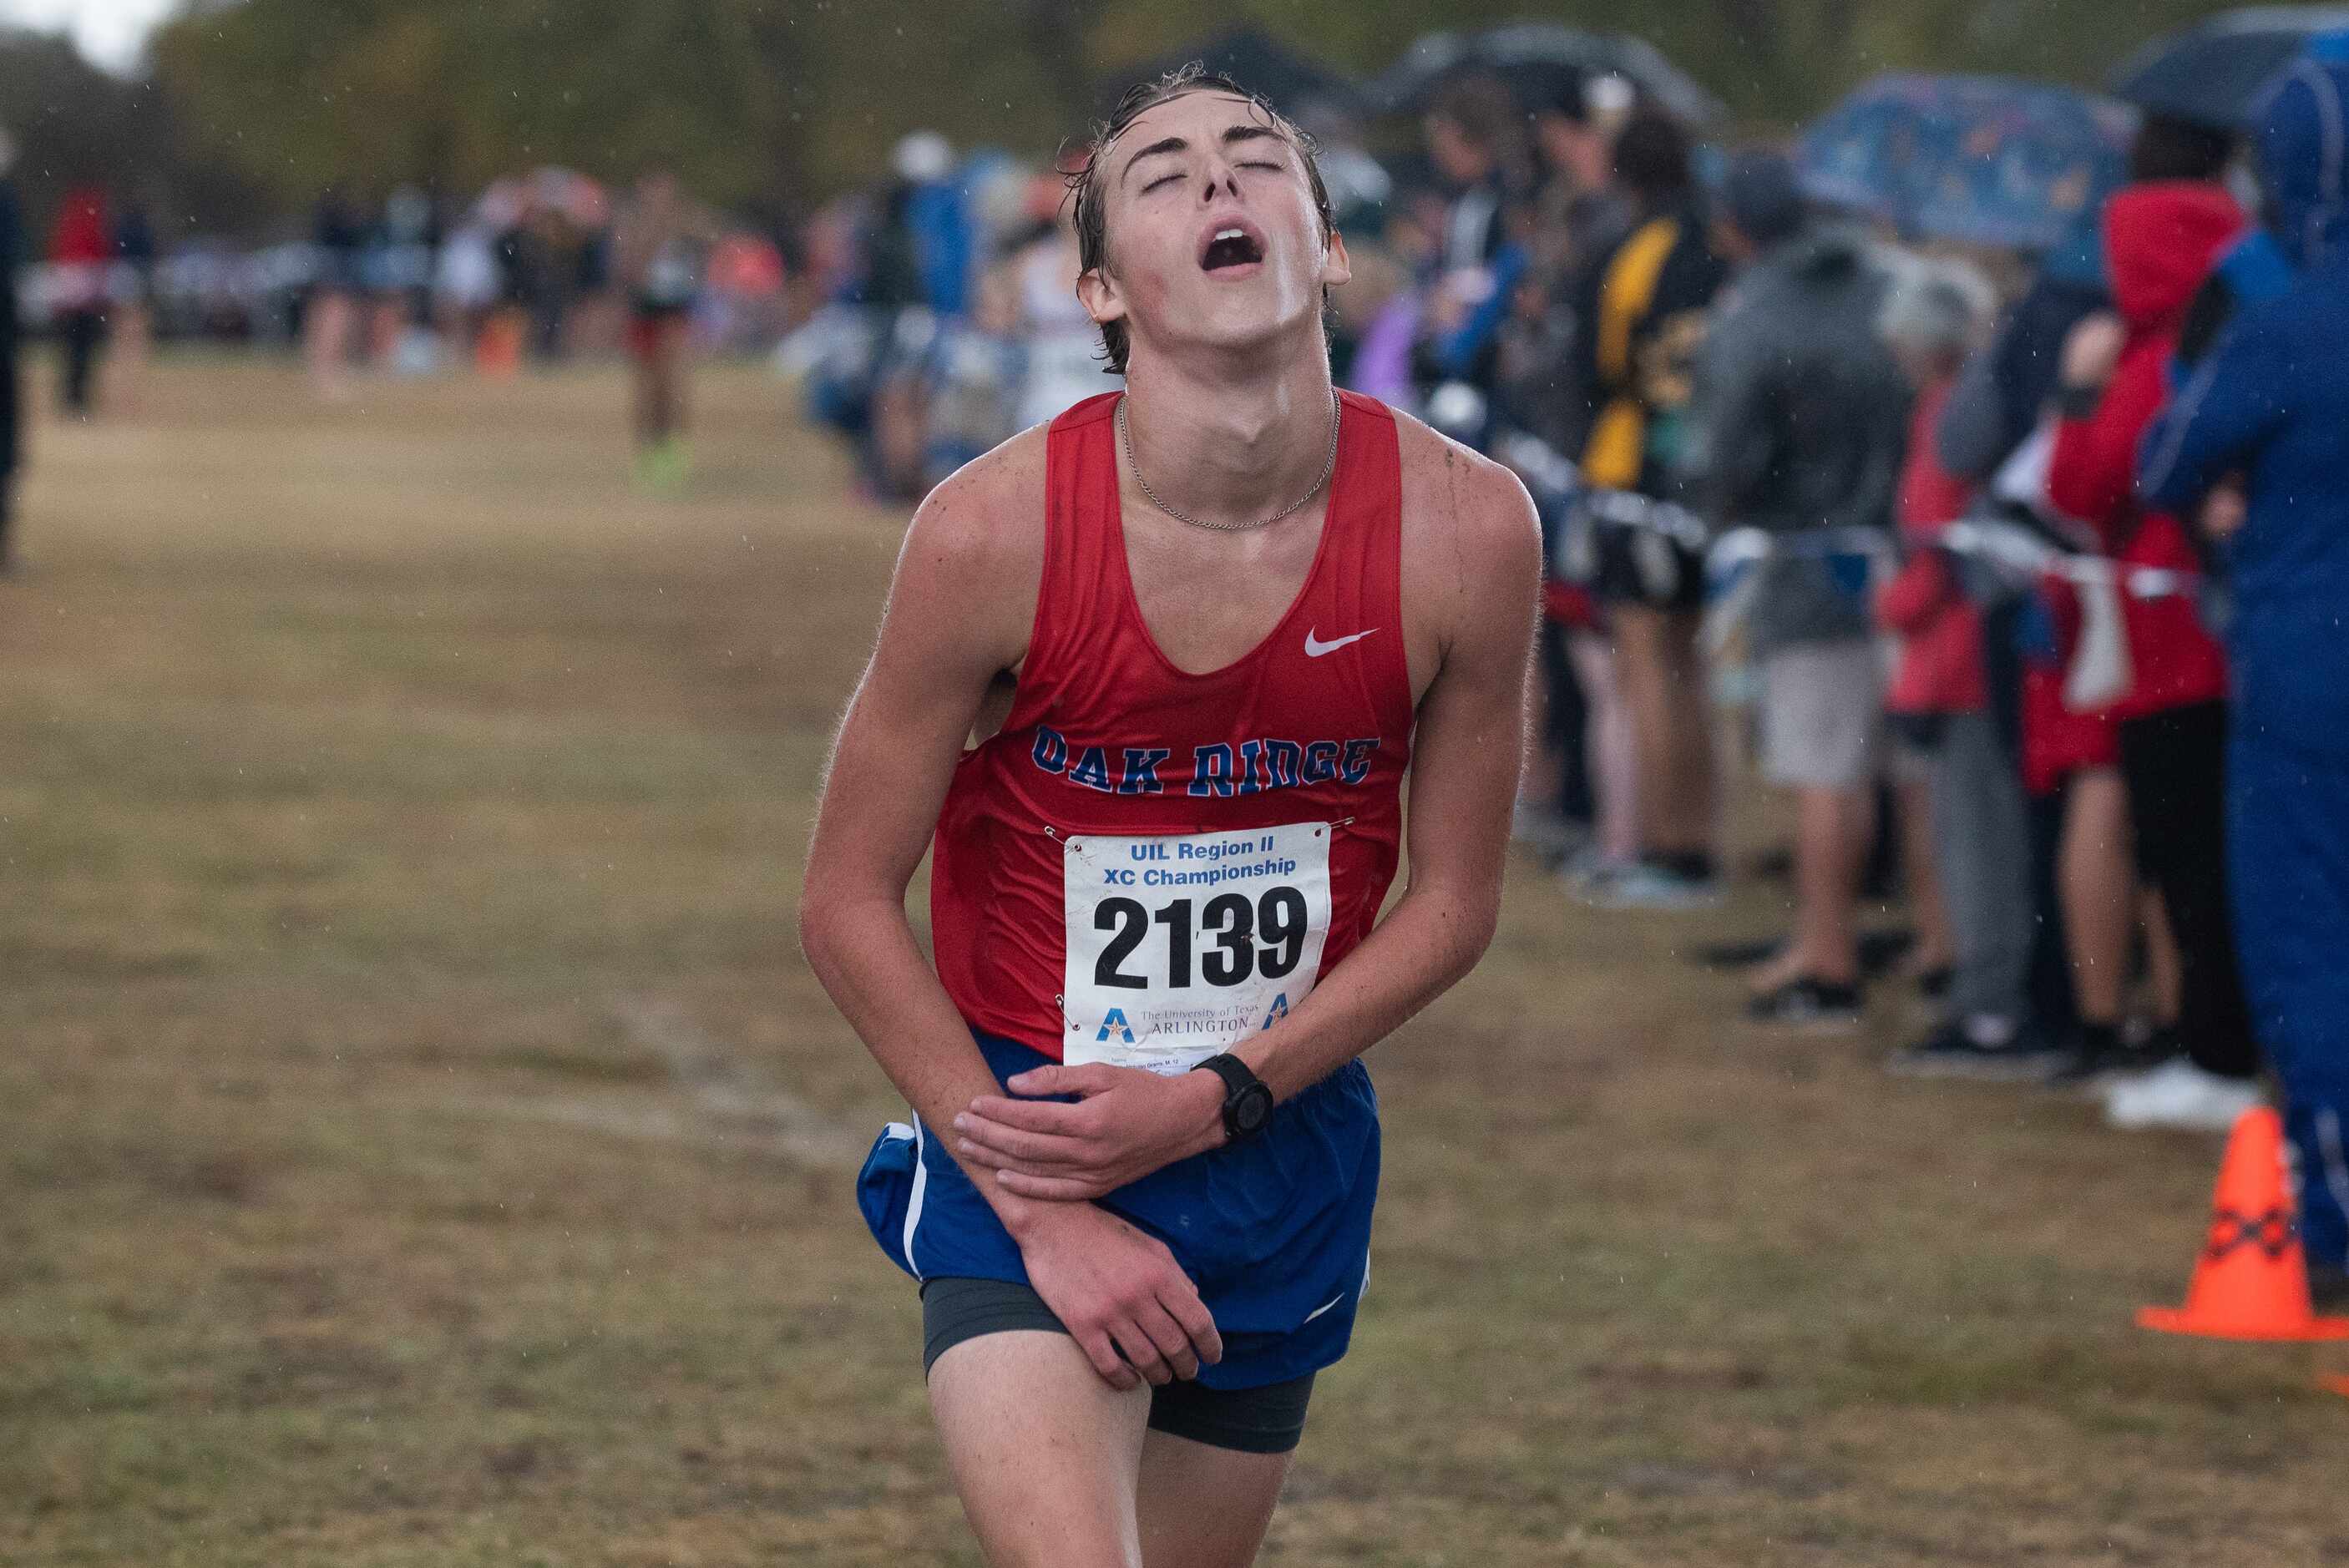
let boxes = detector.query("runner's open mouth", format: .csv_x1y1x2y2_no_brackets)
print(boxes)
1200,225,1266,271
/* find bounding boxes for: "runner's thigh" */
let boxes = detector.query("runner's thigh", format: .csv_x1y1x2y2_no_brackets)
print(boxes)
929,1329,1152,1567
1136,1427,1290,1568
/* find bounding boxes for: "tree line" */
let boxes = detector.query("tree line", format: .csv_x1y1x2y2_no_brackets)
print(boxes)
0,0,2259,240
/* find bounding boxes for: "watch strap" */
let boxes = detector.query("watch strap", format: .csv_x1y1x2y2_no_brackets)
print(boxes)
1193,1052,1272,1141
1194,1051,1262,1099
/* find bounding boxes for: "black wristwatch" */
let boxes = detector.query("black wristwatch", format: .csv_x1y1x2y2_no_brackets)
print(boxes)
1192,1052,1274,1144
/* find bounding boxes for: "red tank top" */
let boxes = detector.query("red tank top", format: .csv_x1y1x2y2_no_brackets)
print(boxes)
930,389,1415,1065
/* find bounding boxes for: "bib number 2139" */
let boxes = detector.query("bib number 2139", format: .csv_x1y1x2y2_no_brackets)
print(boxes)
1061,822,1332,1073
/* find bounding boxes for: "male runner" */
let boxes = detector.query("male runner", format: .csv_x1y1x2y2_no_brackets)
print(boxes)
613,168,712,488
801,67,1537,1566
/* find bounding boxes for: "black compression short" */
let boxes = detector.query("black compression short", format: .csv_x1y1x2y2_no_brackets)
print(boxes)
919,1275,1316,1454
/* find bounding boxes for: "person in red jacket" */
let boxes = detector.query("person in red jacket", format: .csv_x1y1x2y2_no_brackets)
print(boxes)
2043,178,2260,1130
48,185,111,417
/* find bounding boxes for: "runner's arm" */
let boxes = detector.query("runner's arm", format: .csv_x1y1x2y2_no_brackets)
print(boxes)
801,449,1223,1388
800,459,1045,1211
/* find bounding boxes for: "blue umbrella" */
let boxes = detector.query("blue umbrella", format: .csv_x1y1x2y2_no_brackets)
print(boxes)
1794,73,2135,252
2111,7,2349,130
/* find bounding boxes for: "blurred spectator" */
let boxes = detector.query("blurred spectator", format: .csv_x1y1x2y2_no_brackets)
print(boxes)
110,196,155,409
2168,45,2349,553
1342,185,1443,407
307,187,365,399
1679,151,1908,1025
860,133,977,497
434,215,504,362
505,182,588,365
1870,256,1982,1004
1936,215,2108,488
2045,172,2253,1128
570,205,617,358
1296,101,1394,236
1500,70,1634,873
1498,68,1633,461
2139,51,2349,1303
1293,100,1393,383
921,261,1027,486
1926,119,2237,1085
1567,109,1729,909
1990,116,2237,1106
613,169,715,488
1009,192,1106,433
1933,215,2109,1057
863,131,969,320
1879,268,2054,1071
1414,73,1531,442
49,185,112,417
1530,70,1634,299
366,185,442,373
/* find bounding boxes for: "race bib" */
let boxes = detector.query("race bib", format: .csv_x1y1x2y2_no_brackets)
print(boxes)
1061,822,1332,1073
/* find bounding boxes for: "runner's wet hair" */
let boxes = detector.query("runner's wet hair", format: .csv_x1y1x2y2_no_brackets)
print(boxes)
1066,63,1337,377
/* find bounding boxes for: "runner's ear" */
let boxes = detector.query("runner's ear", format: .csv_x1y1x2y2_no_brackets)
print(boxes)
1076,266,1125,331
1319,227,1351,290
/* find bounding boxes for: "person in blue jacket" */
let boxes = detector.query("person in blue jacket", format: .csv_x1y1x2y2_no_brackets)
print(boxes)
2170,32,2349,390
2139,51,2349,1308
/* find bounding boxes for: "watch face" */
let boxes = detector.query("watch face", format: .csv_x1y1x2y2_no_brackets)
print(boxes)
1233,1085,1273,1135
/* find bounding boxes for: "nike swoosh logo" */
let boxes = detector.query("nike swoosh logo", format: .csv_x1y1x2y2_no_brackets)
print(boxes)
1304,627,1379,658
1301,1290,1348,1324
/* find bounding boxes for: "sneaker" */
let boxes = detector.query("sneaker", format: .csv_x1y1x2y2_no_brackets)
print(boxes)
1887,1018,2066,1080
1746,977,1863,1033
2046,1024,2178,1090
635,438,691,493
1576,859,1724,912
2103,1059,2264,1133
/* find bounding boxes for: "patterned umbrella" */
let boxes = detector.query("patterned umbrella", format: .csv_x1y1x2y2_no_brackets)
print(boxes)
1794,73,2134,252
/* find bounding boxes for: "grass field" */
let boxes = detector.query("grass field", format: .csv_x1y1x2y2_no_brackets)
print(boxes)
2,357,2342,1567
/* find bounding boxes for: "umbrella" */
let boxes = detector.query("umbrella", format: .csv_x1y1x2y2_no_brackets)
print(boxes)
2111,7,2349,130
1101,26,1369,122
1793,73,2134,252
1374,24,1724,126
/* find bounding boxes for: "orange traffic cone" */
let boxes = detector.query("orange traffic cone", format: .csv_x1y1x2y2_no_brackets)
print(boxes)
2139,1107,2349,1342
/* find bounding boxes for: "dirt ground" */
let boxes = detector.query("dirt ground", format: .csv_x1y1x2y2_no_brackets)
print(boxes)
2,357,2341,1566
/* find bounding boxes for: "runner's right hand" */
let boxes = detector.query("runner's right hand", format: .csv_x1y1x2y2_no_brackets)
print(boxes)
1010,1201,1223,1390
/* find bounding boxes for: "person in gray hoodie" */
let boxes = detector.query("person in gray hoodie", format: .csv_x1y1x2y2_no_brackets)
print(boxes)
1677,151,1911,1029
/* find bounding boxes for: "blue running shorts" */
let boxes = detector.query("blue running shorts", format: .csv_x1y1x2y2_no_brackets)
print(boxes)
857,1029,1380,1389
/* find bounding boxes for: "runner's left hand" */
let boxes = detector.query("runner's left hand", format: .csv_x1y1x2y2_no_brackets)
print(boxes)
954,1063,1227,1200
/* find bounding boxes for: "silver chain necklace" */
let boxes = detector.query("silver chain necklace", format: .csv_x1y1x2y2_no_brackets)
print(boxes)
1116,391,1341,534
